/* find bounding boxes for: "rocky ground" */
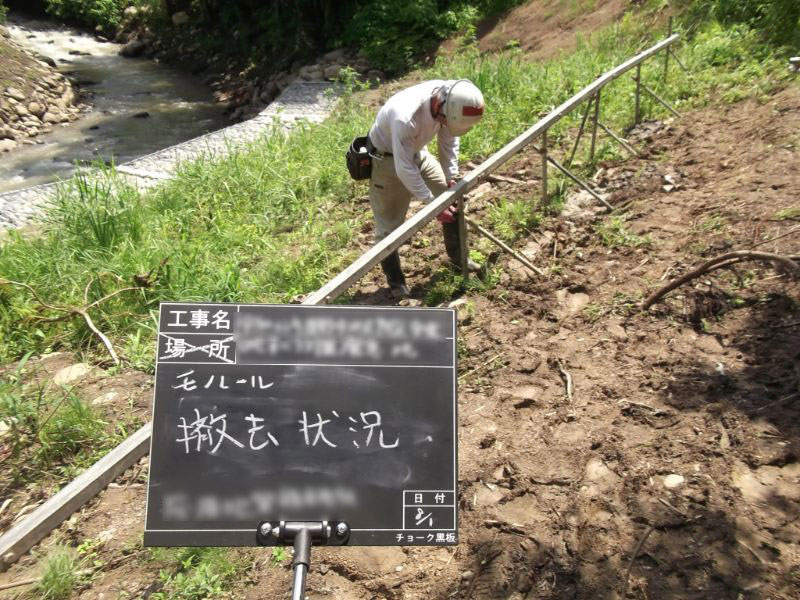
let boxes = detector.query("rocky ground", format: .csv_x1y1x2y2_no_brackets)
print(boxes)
0,73,797,599
0,26,83,153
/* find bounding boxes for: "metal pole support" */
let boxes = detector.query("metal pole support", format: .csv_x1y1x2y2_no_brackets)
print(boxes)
634,63,642,126
567,94,594,168
590,89,601,161
541,129,548,205
256,521,350,600
456,195,469,281
664,17,673,83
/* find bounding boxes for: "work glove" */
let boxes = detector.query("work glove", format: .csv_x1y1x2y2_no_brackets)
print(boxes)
436,205,457,224
436,179,460,223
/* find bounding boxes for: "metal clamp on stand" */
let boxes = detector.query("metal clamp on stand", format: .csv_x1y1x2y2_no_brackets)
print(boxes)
257,521,350,600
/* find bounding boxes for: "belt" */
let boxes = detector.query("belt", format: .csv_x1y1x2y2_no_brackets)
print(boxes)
367,137,392,158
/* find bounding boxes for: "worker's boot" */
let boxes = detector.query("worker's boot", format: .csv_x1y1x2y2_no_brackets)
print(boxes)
381,251,411,298
441,221,481,273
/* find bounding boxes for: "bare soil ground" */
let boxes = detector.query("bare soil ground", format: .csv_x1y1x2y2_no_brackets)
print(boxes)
1,75,797,600
475,0,630,60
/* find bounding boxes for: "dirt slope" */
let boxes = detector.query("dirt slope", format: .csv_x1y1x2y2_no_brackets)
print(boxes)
476,0,630,60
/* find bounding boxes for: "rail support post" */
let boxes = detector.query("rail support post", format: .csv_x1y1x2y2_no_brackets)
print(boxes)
567,94,594,168
634,63,642,126
664,17,673,83
456,194,470,281
590,89,601,161
541,128,548,205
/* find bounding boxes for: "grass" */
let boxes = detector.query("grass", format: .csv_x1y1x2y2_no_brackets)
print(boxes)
148,547,249,600
774,205,800,221
596,216,652,248
0,357,128,494
36,546,80,600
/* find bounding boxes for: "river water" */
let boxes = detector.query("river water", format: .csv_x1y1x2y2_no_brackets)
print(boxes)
0,16,228,193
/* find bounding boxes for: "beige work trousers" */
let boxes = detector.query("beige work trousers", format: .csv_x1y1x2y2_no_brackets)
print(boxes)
368,151,448,242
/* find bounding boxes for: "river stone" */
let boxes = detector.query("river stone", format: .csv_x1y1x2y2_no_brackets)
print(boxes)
14,103,29,118
35,54,57,67
0,126,13,139
119,39,146,58
171,11,190,26
27,102,45,118
322,48,347,64
324,65,342,80
0,139,17,152
5,87,25,102
53,363,94,385
299,65,324,81
42,112,61,124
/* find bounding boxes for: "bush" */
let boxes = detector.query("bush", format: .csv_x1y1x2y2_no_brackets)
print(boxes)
44,0,126,31
686,0,800,46
0,1,7,24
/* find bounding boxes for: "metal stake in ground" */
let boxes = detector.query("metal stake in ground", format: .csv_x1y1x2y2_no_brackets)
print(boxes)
635,63,642,125
590,90,601,161
664,17,673,83
541,128,548,204
567,94,595,168
531,144,613,211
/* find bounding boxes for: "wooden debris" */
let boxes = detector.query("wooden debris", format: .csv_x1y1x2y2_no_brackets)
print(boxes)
642,251,800,310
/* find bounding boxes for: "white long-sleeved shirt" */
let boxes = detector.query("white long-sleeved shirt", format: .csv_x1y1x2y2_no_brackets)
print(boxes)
367,80,460,202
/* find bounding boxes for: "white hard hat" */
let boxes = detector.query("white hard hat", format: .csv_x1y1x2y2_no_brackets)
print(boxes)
443,80,485,136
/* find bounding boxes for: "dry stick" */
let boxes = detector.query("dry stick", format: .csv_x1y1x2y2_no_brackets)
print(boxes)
0,280,144,366
464,217,545,276
622,524,656,599
0,578,39,592
642,251,800,310
749,225,800,250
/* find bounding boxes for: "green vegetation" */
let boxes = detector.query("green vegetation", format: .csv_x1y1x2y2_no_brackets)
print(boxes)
0,0,7,24
596,216,652,249
0,355,127,491
148,547,248,600
774,205,800,221
36,546,80,600
43,0,127,31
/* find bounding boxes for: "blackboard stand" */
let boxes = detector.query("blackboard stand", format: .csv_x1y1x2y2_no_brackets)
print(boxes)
258,520,350,599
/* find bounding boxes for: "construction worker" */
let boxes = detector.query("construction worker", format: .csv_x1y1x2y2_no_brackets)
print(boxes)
366,79,485,297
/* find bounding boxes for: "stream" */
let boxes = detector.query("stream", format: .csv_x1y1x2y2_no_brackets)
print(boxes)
0,16,228,194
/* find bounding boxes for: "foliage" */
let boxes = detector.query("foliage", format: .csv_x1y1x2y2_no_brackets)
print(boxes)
0,356,125,491
35,546,80,600
683,0,800,47
595,216,651,249
487,197,542,243
149,547,246,600
43,0,126,31
0,1,7,24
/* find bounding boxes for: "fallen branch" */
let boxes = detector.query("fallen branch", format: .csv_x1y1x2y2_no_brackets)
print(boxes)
0,578,39,592
622,524,655,599
0,278,145,366
642,251,800,310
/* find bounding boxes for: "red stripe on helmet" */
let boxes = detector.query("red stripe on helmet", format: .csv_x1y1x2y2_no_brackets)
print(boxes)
462,105,484,117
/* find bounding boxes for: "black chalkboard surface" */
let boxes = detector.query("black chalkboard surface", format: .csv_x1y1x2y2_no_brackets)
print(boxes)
144,303,458,547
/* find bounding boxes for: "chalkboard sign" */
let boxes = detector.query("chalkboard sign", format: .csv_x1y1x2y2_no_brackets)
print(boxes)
144,303,458,547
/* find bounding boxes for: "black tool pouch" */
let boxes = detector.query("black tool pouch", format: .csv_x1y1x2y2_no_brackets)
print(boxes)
346,136,372,180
